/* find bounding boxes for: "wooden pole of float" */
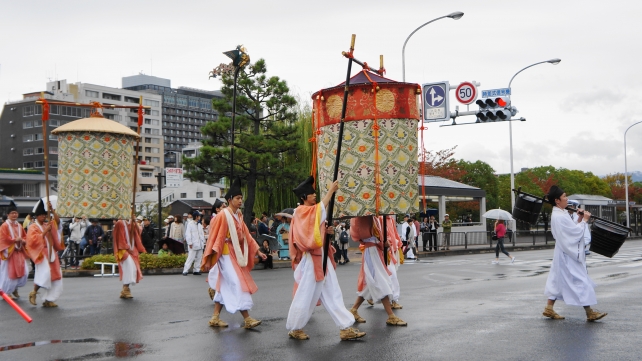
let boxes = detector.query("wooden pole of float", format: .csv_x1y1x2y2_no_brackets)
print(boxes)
131,96,143,235
322,35,356,276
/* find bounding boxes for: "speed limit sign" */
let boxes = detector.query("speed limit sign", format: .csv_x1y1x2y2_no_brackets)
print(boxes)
455,82,477,105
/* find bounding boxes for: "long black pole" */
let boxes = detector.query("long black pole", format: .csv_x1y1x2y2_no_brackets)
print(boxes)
156,171,165,252
383,215,388,265
230,67,240,180
323,34,355,276
513,187,631,230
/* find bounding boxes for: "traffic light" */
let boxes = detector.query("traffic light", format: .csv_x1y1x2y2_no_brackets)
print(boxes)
475,96,517,122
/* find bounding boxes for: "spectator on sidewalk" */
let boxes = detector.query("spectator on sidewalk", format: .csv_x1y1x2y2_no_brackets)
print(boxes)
83,219,104,256
258,214,269,236
335,221,350,264
257,240,274,269
68,216,87,266
141,218,156,254
441,214,452,250
412,216,420,250
157,240,173,257
424,216,439,252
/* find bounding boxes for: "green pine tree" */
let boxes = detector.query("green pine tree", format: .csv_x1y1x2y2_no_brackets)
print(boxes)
183,59,306,225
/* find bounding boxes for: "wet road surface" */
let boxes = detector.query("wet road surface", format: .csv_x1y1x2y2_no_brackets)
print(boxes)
2,242,642,360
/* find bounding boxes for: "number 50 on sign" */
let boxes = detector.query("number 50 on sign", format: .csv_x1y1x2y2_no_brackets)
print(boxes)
455,82,477,105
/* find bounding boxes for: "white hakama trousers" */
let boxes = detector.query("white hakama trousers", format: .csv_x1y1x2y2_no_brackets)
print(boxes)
120,256,138,286
183,248,203,273
545,246,596,306
286,253,355,331
210,255,253,314
0,260,29,294
387,262,400,302
357,247,393,302
34,261,63,302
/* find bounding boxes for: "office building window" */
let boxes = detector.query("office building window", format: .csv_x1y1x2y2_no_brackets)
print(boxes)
85,90,99,98
23,148,34,156
143,99,160,107
196,192,203,198
103,93,122,101
151,110,159,116
209,191,216,197
49,147,58,154
124,96,139,104
180,193,187,198
23,183,38,197
142,172,153,177
49,160,58,168
23,121,33,129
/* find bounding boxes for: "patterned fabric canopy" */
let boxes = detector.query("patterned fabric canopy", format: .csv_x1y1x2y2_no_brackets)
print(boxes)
55,117,138,219
312,72,421,217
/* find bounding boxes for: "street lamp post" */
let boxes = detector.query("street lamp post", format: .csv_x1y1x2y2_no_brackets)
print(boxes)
210,45,250,180
401,11,464,82
624,120,642,229
507,59,561,212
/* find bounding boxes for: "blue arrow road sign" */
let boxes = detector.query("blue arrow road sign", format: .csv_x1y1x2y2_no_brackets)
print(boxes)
481,88,511,98
425,85,446,108
422,81,450,122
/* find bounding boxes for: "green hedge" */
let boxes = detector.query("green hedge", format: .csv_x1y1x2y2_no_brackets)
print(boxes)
81,253,188,270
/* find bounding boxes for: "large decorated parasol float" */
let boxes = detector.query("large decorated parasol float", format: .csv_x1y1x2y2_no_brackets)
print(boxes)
310,35,421,273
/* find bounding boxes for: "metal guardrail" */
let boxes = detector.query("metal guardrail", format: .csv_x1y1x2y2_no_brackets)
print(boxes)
420,230,554,250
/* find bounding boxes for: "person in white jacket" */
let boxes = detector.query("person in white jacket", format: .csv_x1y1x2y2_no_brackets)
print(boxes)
183,212,204,276
68,216,87,267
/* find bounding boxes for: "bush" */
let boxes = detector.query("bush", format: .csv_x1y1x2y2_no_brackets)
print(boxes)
81,253,188,270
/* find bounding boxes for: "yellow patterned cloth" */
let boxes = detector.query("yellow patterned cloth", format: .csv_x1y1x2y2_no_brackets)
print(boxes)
317,118,419,217
56,131,136,219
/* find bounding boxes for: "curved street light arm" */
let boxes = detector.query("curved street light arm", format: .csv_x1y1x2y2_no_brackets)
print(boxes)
402,14,451,82
508,59,560,89
624,120,642,230
506,58,560,221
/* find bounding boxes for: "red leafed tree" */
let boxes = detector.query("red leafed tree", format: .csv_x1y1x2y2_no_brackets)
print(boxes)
529,173,557,195
418,146,467,181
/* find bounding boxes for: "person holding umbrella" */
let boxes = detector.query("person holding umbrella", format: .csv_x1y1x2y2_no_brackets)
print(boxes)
492,219,515,264
482,209,516,265
274,208,293,260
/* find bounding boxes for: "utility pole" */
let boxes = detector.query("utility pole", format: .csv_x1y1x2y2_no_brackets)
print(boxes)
155,170,166,250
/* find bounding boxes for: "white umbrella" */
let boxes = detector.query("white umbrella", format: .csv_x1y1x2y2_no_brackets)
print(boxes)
32,195,58,213
482,209,514,221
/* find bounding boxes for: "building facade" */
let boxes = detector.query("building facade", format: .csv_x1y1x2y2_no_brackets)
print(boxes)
122,74,222,168
0,80,163,190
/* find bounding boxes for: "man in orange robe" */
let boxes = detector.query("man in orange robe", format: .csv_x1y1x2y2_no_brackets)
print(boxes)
286,176,365,341
27,200,64,307
0,206,29,300
348,215,406,326
113,217,146,299
201,177,267,329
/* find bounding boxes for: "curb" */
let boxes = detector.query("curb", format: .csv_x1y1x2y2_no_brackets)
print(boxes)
59,260,294,278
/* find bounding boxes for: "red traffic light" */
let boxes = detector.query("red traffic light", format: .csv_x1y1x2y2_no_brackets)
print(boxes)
496,97,508,107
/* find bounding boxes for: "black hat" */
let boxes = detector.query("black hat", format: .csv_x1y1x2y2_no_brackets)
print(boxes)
212,199,225,213
7,206,18,214
546,185,564,206
225,177,243,201
34,200,47,216
192,211,201,219
293,176,316,200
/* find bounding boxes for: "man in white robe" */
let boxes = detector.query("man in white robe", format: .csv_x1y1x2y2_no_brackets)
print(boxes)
286,176,365,341
543,185,607,322
183,212,204,275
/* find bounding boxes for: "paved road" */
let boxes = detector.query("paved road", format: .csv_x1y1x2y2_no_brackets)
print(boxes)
2,242,642,361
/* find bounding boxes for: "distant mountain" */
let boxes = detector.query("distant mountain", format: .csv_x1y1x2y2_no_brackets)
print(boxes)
632,171,642,183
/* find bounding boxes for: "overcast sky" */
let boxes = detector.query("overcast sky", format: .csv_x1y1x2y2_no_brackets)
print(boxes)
2,0,641,177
